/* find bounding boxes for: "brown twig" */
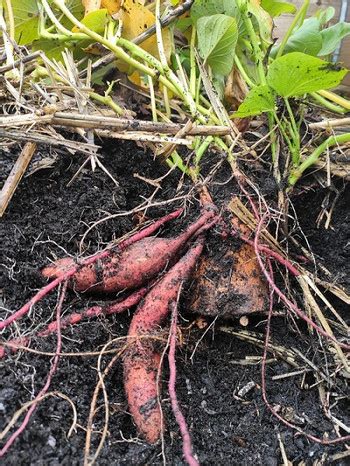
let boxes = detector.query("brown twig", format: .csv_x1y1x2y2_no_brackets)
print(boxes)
0,142,37,217
0,129,97,155
309,118,350,130
51,113,231,136
0,51,41,74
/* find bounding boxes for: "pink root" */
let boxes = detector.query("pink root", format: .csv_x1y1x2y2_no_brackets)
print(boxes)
253,216,350,350
0,282,67,457
0,288,148,359
168,301,199,466
261,259,350,445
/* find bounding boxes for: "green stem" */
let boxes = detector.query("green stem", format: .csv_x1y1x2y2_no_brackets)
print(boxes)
155,0,168,68
52,0,199,114
214,137,234,163
234,55,255,88
310,92,347,114
317,90,350,111
284,98,300,164
1,1,20,80
276,0,310,59
190,25,197,98
274,112,295,155
3,0,15,40
41,0,74,37
168,150,190,175
40,30,89,42
241,12,266,85
195,136,213,169
284,99,298,139
118,37,197,115
147,75,158,122
51,0,157,78
32,64,123,115
195,75,202,106
289,133,350,187
268,113,278,162
89,92,124,115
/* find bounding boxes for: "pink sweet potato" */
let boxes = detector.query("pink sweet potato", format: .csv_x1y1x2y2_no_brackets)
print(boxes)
42,207,215,293
123,238,204,443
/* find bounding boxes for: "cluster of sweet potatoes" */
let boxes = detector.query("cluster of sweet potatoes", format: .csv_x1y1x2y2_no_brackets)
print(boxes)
1,201,271,445
42,207,215,443
1,206,217,443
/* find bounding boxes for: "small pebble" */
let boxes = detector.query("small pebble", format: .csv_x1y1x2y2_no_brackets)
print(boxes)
237,381,256,398
47,435,56,449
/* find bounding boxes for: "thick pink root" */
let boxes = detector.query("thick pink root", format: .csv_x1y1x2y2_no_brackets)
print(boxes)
124,238,205,444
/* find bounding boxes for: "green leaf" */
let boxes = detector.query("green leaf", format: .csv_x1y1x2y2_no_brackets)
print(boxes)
11,0,84,46
267,52,348,97
12,0,40,45
32,38,66,62
73,9,108,34
261,0,296,17
32,38,91,62
319,22,350,56
246,1,273,45
233,85,276,117
191,0,240,23
316,7,336,25
272,18,322,57
176,17,193,33
55,0,85,31
197,14,238,76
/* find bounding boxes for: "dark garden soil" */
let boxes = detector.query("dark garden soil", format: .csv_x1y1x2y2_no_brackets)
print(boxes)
0,141,349,465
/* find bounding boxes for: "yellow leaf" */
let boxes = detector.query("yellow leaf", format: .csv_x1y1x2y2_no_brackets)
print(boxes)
119,0,172,64
82,0,101,16
101,0,122,15
127,70,143,87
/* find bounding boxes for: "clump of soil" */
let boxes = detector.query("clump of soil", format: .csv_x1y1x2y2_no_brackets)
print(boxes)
0,141,349,464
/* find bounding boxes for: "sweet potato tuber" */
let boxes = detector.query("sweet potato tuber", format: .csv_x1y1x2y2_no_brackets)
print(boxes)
42,207,215,293
123,238,205,443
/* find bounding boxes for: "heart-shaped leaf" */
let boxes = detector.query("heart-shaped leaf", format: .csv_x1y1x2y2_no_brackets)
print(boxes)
11,0,84,46
267,52,348,97
72,8,109,34
11,0,40,45
272,18,322,57
197,14,238,76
